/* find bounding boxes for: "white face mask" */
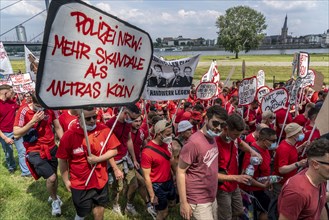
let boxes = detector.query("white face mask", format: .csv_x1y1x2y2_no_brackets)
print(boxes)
85,124,96,131
125,115,133,124
206,129,220,138
162,136,173,144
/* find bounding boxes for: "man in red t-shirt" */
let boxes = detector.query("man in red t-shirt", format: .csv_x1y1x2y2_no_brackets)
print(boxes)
13,92,64,216
244,100,259,132
58,109,78,132
57,107,119,220
240,128,277,220
106,104,141,216
217,114,262,220
292,102,314,126
278,139,329,220
244,123,268,145
0,85,30,176
177,106,228,220
141,120,176,220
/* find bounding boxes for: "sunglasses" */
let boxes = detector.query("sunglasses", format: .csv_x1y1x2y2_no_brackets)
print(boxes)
85,115,97,121
315,160,329,166
266,139,277,143
212,120,225,128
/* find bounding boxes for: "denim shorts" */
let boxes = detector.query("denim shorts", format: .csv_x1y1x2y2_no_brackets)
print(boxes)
152,179,176,211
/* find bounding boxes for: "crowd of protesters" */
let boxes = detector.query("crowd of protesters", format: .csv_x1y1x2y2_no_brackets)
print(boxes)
0,79,329,220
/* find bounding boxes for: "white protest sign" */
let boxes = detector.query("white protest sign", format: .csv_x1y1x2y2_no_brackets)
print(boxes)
284,78,295,94
256,86,270,103
297,52,309,78
36,0,153,109
301,69,315,88
289,77,302,105
257,70,265,88
0,42,13,75
261,88,289,113
238,76,257,106
24,46,39,81
142,55,199,101
9,73,32,86
196,82,217,100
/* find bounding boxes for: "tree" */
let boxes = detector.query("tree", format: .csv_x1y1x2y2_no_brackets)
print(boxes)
216,6,267,58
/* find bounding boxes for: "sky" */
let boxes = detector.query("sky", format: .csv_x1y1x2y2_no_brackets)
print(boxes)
0,0,328,42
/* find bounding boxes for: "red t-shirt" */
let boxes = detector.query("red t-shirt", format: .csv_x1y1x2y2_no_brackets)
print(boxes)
240,142,271,191
141,140,171,183
14,106,59,153
0,99,19,132
106,117,131,161
217,137,241,192
180,131,219,204
245,133,256,145
58,110,77,132
292,114,308,126
278,169,327,220
175,109,185,123
131,129,145,163
274,140,298,184
244,108,257,132
57,122,120,190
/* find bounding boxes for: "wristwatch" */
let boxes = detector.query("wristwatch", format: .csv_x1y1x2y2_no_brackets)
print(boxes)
295,162,299,168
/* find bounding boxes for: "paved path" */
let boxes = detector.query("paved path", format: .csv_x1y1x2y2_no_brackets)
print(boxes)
198,61,329,67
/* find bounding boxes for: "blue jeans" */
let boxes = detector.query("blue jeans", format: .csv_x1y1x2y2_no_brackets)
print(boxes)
0,132,31,176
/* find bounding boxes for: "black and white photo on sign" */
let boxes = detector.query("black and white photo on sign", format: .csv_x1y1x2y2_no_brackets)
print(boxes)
143,54,200,101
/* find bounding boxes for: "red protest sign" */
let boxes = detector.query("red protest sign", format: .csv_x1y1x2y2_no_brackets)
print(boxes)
196,82,217,100
261,88,289,113
36,0,153,109
238,76,257,106
297,52,309,78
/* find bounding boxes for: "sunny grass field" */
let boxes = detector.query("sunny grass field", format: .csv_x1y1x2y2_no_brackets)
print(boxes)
10,54,329,85
0,148,181,220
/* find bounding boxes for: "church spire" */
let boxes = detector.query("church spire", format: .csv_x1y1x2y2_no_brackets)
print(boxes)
283,14,288,29
281,14,288,44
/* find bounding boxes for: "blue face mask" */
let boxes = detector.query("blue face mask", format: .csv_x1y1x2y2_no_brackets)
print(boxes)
296,133,305,142
268,142,278,150
206,129,220,138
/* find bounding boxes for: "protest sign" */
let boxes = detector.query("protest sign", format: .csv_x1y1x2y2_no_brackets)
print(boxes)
36,0,153,109
257,70,265,88
301,69,315,88
195,82,217,100
261,88,289,113
238,76,257,106
9,73,32,86
0,42,13,75
284,78,295,94
315,95,329,135
142,55,200,101
297,52,309,78
312,70,324,91
289,77,302,105
256,86,270,103
24,46,39,81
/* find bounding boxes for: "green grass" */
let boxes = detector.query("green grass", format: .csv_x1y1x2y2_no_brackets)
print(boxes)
0,148,181,220
9,53,329,85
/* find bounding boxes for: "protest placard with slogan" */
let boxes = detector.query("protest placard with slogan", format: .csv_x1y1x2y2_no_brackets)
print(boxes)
289,77,302,105
261,88,289,113
297,52,309,78
142,55,199,101
256,86,270,103
10,73,32,86
301,69,315,88
196,82,217,100
238,76,257,106
257,70,265,88
24,46,39,81
36,0,153,109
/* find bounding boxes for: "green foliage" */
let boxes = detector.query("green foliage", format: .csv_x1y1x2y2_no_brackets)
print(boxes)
216,6,267,58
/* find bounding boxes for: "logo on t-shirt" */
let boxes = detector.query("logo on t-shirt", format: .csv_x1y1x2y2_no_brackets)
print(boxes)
73,146,84,155
203,147,218,167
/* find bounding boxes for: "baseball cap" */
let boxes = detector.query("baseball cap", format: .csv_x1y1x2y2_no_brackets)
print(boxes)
177,120,193,133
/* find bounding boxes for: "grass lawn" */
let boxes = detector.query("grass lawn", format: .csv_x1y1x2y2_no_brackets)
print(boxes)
10,53,329,85
0,148,181,220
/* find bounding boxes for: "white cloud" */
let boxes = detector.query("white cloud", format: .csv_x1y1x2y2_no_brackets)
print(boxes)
262,0,317,10
3,0,44,16
95,2,111,13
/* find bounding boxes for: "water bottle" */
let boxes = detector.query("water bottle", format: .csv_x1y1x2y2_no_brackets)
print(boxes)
245,164,255,176
108,172,114,185
257,175,283,184
250,157,262,165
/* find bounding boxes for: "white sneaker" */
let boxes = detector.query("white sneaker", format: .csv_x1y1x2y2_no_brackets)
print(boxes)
48,195,63,206
125,203,138,216
52,199,62,216
112,204,123,216
146,203,157,220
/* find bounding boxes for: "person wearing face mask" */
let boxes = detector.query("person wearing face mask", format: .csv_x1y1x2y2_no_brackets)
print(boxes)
105,104,141,216
217,114,263,220
245,123,269,145
13,92,64,216
56,107,119,220
177,106,228,220
0,84,31,177
261,110,277,131
141,120,176,220
240,128,277,220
